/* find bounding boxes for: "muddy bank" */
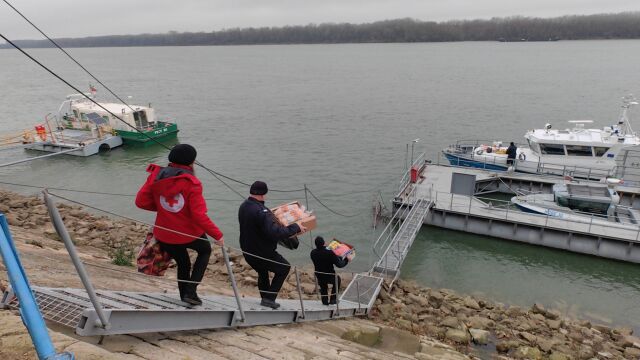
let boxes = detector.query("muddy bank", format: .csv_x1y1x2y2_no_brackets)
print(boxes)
1,188,639,359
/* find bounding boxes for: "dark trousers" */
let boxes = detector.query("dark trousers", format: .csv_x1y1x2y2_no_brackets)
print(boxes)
159,237,211,298
507,158,515,166
317,274,341,305
244,252,290,301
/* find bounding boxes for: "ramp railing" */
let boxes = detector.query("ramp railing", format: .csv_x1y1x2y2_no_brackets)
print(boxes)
0,212,74,360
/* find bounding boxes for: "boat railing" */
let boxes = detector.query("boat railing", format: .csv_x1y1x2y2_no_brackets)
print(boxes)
436,150,636,181
426,190,640,239
510,194,639,223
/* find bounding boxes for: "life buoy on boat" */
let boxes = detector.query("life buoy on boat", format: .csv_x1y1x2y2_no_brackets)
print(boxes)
518,153,526,161
476,149,484,155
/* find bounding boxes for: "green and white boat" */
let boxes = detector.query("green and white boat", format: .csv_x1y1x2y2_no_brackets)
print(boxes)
60,92,179,147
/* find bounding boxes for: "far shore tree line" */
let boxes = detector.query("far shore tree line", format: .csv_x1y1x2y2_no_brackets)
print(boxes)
3,12,640,48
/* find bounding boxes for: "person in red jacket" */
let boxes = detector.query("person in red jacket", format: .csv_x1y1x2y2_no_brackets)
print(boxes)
135,144,224,306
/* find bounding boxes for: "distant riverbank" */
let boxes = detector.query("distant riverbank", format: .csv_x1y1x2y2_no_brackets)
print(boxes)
2,12,640,49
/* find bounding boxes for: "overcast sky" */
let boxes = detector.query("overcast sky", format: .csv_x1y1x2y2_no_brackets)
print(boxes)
1,0,639,39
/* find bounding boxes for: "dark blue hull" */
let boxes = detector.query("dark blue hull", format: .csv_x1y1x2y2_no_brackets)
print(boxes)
444,153,509,171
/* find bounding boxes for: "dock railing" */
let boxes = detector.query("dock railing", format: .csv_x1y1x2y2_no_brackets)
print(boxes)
398,151,427,192
372,185,418,274
425,189,640,242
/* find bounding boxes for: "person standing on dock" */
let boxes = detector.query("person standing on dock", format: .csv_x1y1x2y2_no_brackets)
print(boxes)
135,144,224,306
238,181,306,309
310,236,349,305
506,142,517,166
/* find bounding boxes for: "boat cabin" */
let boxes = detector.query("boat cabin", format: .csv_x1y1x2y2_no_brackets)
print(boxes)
58,94,157,132
524,121,640,160
552,183,619,215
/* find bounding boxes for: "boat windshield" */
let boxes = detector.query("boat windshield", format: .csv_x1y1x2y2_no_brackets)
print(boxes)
539,143,565,155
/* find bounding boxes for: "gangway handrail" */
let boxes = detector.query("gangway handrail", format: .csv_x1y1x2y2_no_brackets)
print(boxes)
0,213,74,360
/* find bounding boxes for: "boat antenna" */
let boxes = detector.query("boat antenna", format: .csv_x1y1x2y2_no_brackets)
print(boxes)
1,0,139,114
619,94,638,136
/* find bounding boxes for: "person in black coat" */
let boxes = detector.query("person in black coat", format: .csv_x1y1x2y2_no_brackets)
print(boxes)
238,181,305,309
310,236,349,305
506,142,517,166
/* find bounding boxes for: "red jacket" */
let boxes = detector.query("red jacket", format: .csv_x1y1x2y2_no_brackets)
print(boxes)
135,163,223,244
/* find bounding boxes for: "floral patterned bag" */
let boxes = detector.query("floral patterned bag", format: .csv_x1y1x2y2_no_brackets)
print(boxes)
136,232,172,276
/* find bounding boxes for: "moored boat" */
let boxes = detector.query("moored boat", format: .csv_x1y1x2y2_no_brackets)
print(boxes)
443,96,640,179
59,92,179,146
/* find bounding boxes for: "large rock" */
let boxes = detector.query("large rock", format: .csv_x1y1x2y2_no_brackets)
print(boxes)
445,329,469,344
408,293,429,307
624,347,640,358
496,340,521,353
428,291,444,308
466,315,495,330
439,317,460,329
531,303,545,315
548,352,570,360
618,335,640,348
518,331,537,344
341,324,381,347
463,296,480,310
514,346,542,359
469,328,490,345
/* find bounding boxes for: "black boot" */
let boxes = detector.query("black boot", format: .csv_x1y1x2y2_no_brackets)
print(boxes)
182,284,202,306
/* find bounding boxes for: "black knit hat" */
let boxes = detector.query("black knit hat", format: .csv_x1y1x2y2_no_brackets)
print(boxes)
315,236,325,248
250,181,268,195
168,144,197,166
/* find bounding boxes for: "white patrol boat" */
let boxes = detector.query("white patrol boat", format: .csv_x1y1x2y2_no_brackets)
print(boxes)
443,96,640,179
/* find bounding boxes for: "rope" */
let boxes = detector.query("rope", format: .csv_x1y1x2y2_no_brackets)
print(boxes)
46,191,350,276
306,187,365,218
0,32,304,195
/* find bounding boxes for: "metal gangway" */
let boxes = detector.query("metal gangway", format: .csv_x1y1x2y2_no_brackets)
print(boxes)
0,191,384,337
371,185,433,283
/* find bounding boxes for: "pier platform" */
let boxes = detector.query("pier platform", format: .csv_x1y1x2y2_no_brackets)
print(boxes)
396,162,640,263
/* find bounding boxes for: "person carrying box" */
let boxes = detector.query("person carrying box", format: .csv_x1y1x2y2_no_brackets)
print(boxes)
238,181,306,309
310,236,349,305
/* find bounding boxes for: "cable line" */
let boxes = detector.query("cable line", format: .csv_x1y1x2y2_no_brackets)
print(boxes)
0,32,303,194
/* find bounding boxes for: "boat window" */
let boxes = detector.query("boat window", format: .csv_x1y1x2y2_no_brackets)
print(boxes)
594,146,610,157
73,110,79,119
566,145,593,157
101,116,109,123
133,111,149,128
539,143,565,155
80,112,87,120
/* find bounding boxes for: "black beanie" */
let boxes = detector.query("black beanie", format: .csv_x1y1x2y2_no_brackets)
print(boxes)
168,144,197,166
250,181,268,195
315,236,325,248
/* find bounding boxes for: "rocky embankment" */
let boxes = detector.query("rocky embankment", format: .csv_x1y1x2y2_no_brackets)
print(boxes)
0,188,639,359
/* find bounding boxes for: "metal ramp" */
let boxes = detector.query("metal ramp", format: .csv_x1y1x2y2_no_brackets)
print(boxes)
372,198,433,278
2,286,367,336
0,191,389,337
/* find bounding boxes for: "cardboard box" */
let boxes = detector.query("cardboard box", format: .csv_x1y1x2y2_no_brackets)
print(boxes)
327,239,355,261
271,201,317,234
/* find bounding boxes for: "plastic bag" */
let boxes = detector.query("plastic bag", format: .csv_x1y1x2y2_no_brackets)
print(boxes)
136,233,172,276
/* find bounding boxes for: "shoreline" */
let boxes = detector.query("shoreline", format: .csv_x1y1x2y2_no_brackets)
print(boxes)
1,188,639,359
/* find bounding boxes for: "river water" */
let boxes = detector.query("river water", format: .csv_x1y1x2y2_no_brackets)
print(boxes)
1,41,639,331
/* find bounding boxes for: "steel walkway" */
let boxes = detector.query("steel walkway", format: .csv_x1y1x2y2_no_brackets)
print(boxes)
1,285,378,336
0,191,387,337
372,198,433,278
